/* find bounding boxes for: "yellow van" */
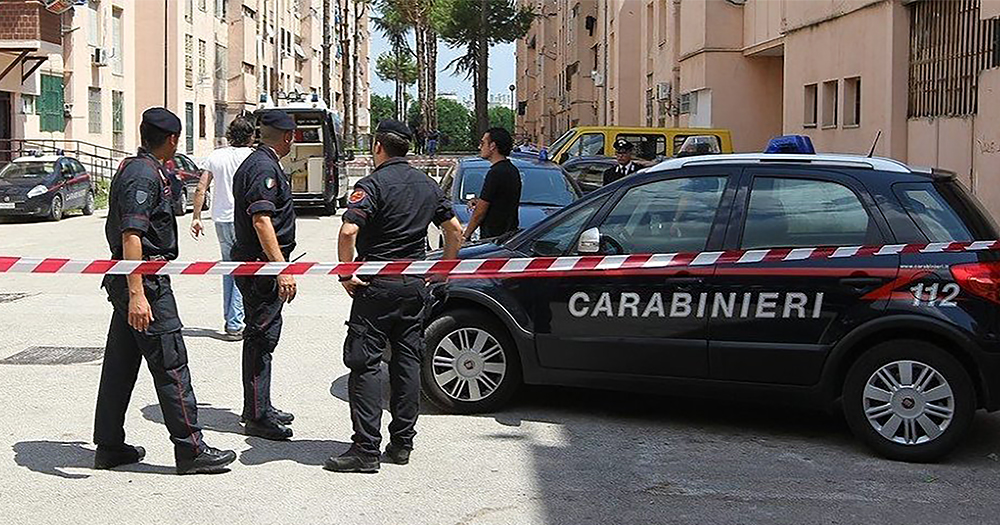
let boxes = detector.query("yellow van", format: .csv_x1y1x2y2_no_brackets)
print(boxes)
545,126,733,164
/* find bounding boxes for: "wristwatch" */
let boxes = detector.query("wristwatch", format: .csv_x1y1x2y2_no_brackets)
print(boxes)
338,274,354,282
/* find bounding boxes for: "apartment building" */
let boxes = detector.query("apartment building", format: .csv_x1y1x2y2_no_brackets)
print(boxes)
516,0,1000,213
1,0,369,163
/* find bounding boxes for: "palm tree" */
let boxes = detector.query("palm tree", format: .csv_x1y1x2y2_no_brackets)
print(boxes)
372,0,412,119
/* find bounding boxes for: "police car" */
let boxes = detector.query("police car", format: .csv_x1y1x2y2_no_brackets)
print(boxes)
423,148,1000,462
0,154,95,221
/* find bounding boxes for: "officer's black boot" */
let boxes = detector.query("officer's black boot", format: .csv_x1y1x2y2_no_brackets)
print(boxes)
94,444,146,470
324,445,380,473
383,443,410,465
244,418,293,440
241,407,294,425
175,445,237,475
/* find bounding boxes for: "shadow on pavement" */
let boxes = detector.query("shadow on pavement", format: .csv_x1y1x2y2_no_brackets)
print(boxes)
181,327,241,343
141,403,244,435
239,437,350,467
12,441,175,479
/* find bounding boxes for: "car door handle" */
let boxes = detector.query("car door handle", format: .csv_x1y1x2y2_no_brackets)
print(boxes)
839,277,884,290
665,276,704,285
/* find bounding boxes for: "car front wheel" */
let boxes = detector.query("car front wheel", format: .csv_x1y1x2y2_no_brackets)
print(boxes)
174,190,187,216
843,339,975,462
422,308,522,413
48,194,63,221
82,191,95,215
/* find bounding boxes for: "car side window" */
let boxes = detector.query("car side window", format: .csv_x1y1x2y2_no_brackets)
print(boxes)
741,177,875,250
72,160,86,174
529,198,606,256
565,133,604,160
596,176,726,254
616,134,666,160
440,169,454,196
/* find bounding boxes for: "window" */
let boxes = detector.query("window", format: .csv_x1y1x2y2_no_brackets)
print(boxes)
39,74,65,132
112,91,124,152
185,0,193,22
741,177,874,250
803,83,817,127
199,104,207,138
822,80,838,128
659,0,668,45
645,86,653,127
21,94,36,115
88,0,100,47
215,44,228,101
198,39,207,82
528,198,607,257
564,133,604,160
185,103,195,153
844,76,861,127
216,0,227,19
112,8,123,75
185,35,194,89
88,88,101,134
215,105,227,142
199,0,206,12
646,3,654,54
895,183,975,242
616,133,667,160
598,177,726,254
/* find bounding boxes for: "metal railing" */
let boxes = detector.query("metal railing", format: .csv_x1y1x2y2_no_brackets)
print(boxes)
345,154,469,182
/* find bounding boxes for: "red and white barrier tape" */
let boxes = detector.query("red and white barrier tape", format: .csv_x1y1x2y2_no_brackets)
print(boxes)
0,241,997,278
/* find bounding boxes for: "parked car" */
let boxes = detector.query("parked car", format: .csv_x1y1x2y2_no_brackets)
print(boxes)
422,150,1000,462
545,126,734,165
0,154,95,221
164,153,210,216
560,156,619,194
428,156,582,248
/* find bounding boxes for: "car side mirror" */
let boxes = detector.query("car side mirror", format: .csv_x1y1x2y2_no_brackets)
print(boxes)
577,227,600,254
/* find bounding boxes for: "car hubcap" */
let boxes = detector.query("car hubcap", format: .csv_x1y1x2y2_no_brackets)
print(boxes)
432,327,506,402
863,360,954,445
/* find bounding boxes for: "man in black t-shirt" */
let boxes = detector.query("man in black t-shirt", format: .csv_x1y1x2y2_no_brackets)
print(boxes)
463,127,522,240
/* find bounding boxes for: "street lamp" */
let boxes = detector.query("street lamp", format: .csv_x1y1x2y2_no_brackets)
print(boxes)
508,84,516,113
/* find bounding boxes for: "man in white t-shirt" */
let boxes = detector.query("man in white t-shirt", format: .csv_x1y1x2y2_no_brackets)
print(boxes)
191,116,255,339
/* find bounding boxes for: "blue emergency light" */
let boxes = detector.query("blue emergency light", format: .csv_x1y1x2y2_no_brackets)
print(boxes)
538,148,548,162
765,135,815,154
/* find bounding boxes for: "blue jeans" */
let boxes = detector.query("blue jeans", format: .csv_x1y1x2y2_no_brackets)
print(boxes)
215,222,245,332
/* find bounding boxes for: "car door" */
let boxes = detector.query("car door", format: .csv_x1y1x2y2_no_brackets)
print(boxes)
70,159,89,206
54,159,77,206
530,169,734,378
709,168,897,385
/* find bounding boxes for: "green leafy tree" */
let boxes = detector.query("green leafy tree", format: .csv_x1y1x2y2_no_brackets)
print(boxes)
372,1,413,118
489,106,514,134
370,93,395,129
410,97,473,152
431,0,534,140
375,52,418,119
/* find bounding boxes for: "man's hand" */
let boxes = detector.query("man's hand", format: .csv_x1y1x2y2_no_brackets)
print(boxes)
190,218,204,239
128,293,154,332
277,274,297,303
340,275,368,298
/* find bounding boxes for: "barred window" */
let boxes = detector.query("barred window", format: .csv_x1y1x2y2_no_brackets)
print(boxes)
198,39,207,82
908,0,1000,118
185,35,194,89
88,88,102,134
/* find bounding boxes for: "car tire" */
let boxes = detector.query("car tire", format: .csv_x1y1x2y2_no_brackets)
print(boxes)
174,190,187,216
82,191,95,216
422,308,522,414
48,194,63,222
842,339,975,462
324,199,338,216
338,195,349,208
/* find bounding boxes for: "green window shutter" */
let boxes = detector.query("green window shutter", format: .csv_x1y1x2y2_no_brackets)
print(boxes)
39,75,66,133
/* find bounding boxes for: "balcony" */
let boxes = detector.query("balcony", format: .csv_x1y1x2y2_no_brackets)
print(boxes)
0,1,63,50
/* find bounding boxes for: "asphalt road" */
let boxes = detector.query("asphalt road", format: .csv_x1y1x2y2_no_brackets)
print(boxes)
2,210,1000,525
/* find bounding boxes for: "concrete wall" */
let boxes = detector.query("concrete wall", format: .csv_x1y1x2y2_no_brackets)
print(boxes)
743,0,785,50
971,69,1000,218
983,0,1000,19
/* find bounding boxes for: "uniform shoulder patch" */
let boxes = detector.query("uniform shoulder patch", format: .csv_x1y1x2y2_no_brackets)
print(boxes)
135,190,148,204
349,188,366,204
265,177,275,190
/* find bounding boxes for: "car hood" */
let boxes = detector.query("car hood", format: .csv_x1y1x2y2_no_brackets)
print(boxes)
425,240,517,261
0,177,47,193
453,203,564,229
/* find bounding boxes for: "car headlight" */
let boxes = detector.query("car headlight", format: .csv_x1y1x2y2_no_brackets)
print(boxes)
26,185,49,199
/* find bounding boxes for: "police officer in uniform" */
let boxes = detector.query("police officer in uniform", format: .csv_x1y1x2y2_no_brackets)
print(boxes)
603,138,640,186
231,109,298,440
325,120,464,473
95,108,237,475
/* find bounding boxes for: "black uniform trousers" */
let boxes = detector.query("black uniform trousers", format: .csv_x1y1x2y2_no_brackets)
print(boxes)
344,276,429,456
235,275,284,421
94,278,205,457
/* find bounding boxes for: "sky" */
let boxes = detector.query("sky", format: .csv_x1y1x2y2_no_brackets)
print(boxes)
368,28,517,105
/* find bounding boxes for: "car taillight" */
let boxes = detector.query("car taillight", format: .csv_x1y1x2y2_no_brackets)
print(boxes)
951,261,1000,304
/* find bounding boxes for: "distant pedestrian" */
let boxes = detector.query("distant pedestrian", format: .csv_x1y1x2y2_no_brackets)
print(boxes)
426,129,439,157
463,127,521,241
190,116,255,340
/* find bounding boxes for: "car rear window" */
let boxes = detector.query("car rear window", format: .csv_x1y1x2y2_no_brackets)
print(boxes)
459,166,579,207
894,181,999,242
0,162,55,179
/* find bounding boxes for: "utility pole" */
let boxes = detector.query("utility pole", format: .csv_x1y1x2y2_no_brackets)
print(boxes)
323,0,331,108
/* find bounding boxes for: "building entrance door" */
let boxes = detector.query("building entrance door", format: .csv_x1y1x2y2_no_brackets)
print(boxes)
0,91,11,163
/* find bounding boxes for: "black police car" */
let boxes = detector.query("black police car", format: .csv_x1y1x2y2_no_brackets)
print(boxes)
423,151,1000,462
0,154,95,221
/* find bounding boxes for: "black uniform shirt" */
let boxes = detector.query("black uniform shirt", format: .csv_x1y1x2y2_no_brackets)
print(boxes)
231,145,297,261
478,158,522,238
603,161,639,186
343,157,454,261
105,148,178,260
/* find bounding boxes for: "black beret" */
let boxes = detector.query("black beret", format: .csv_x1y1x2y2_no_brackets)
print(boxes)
376,119,412,142
141,107,181,134
613,138,635,152
259,110,296,131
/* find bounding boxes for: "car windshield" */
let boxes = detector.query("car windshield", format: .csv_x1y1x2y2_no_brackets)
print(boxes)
0,162,54,179
458,165,579,206
548,130,575,155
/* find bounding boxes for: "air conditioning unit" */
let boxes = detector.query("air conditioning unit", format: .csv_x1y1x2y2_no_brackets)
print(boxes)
656,82,671,101
63,103,73,116
92,47,109,67
591,70,604,87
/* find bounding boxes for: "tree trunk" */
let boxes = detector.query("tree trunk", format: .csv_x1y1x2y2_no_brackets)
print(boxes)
415,21,426,140
428,30,438,132
340,0,353,147
395,51,403,120
475,0,489,140
322,0,331,108
351,1,364,142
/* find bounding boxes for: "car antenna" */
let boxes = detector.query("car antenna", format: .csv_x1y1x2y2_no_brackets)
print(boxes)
867,130,882,158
